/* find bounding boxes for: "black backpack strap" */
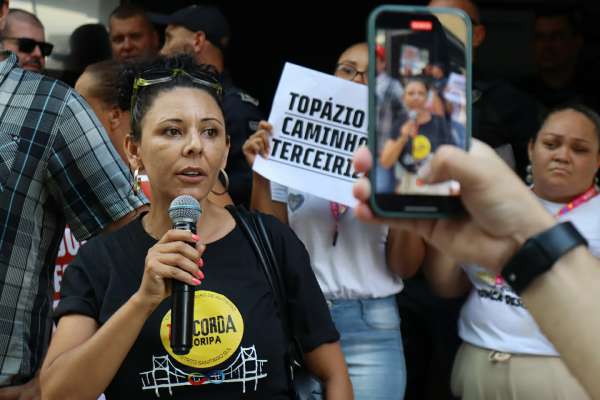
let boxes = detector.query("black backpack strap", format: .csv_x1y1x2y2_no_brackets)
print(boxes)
226,205,282,306
226,205,305,387
252,212,288,311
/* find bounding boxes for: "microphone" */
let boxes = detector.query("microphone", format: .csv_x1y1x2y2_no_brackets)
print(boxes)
406,110,421,168
168,195,202,355
408,109,418,122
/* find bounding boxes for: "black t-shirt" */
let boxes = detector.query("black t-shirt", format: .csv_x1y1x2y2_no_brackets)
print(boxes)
390,114,454,173
55,215,338,399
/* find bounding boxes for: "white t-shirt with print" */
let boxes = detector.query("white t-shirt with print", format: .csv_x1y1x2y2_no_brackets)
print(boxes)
271,182,403,300
459,193,600,355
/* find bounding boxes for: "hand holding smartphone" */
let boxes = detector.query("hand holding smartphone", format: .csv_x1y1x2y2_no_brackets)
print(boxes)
368,5,472,217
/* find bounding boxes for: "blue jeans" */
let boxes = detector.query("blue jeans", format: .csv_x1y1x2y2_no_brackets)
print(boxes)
375,165,396,193
331,296,406,400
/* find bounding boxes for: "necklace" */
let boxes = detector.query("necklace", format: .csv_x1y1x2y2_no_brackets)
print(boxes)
141,215,162,240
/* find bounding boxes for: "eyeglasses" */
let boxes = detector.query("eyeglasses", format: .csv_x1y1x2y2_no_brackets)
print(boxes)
2,37,53,56
130,67,224,122
335,62,367,81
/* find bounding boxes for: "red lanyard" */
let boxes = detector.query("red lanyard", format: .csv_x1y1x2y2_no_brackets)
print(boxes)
554,185,599,218
330,202,348,246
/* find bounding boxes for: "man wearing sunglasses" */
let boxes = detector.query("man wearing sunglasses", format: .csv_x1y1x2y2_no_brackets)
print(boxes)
0,0,148,397
0,8,51,72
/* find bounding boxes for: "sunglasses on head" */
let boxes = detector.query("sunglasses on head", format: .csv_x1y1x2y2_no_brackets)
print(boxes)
130,67,224,124
2,37,53,57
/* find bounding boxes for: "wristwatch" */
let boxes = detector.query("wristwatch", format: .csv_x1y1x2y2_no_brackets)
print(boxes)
501,221,587,294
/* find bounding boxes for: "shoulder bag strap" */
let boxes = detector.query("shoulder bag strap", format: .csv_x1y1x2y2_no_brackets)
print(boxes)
226,205,292,337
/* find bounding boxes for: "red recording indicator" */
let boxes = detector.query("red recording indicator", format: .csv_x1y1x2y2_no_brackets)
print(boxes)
410,20,433,31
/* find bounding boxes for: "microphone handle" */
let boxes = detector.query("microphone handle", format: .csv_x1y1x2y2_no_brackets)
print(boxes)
170,221,196,355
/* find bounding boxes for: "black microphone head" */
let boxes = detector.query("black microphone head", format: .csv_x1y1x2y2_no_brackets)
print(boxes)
168,195,202,225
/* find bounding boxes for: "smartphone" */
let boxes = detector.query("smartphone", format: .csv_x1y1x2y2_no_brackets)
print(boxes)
367,5,472,218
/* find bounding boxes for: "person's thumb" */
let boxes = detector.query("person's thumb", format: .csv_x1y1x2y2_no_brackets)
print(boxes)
418,140,503,189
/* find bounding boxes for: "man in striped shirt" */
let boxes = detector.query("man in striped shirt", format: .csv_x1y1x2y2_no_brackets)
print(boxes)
0,0,147,396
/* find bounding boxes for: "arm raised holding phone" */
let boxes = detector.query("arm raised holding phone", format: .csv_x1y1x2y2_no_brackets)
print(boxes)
352,141,600,399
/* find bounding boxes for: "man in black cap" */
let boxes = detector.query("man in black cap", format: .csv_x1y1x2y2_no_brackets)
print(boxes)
151,5,263,208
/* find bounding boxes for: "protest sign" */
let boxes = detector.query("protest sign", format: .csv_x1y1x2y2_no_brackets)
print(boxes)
253,63,368,206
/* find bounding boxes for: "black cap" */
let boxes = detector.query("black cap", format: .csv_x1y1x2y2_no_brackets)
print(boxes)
150,5,229,51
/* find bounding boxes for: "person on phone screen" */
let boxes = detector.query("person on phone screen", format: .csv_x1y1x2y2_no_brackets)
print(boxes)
379,77,455,194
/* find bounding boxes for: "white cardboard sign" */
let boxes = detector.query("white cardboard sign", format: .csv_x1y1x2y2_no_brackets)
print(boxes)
253,63,368,207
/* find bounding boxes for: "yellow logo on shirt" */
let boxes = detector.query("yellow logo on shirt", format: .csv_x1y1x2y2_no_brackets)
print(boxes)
160,290,244,368
412,134,432,160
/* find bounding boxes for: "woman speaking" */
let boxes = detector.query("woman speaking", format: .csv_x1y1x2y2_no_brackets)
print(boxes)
40,55,351,400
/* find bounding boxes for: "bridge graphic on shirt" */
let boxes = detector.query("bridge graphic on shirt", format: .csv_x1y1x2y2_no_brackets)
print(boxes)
139,346,267,396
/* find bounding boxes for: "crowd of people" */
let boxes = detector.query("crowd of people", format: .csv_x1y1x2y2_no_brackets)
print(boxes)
0,0,599,399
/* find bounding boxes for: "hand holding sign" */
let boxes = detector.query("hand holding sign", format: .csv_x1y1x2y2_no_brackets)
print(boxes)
243,121,272,166
252,63,368,207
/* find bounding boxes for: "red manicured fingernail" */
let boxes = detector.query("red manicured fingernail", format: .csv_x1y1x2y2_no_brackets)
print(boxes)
195,270,204,279
191,234,200,241
197,258,204,267
192,278,202,286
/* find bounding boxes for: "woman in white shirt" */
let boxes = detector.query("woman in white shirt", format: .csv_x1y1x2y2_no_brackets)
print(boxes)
426,105,600,400
243,43,425,400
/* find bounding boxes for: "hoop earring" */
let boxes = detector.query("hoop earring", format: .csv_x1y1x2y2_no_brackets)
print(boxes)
132,168,141,195
211,168,229,196
525,164,533,185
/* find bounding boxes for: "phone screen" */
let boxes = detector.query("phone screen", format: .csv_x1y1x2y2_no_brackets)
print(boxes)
369,7,471,216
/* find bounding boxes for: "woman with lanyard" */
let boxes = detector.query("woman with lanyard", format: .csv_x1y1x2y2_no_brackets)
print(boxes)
426,104,600,400
243,43,425,400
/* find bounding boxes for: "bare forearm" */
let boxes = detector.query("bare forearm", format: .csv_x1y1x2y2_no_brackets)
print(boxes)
304,342,353,400
41,294,155,400
386,228,425,278
522,246,600,399
423,244,470,298
250,171,272,213
379,138,407,169
250,172,287,224
324,374,354,400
